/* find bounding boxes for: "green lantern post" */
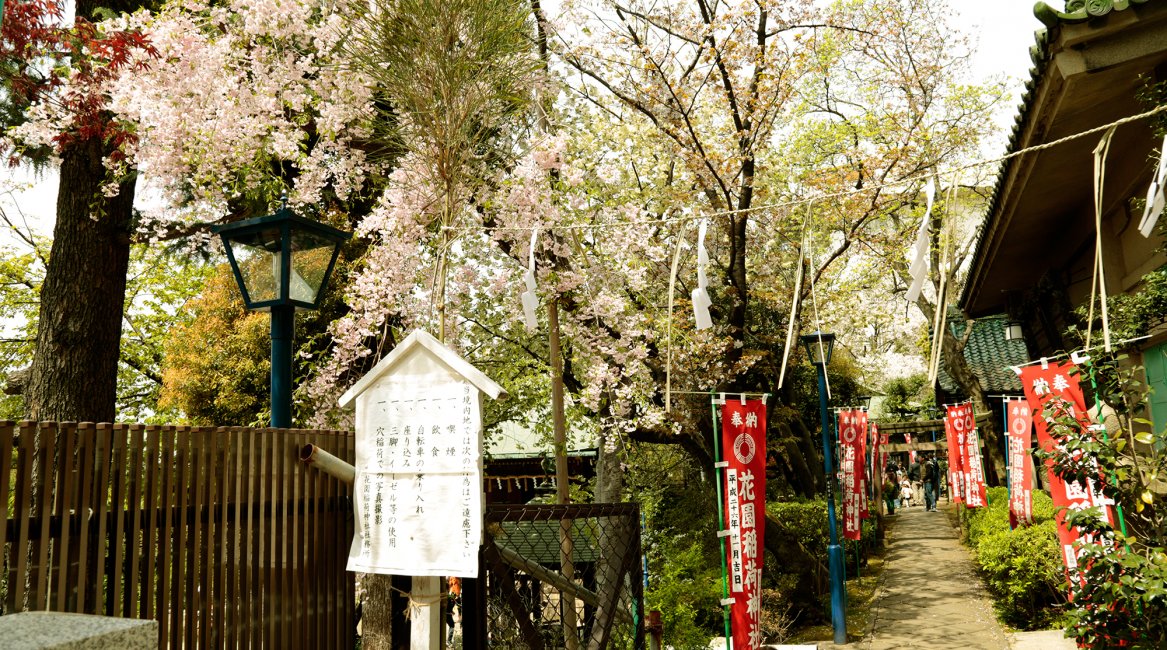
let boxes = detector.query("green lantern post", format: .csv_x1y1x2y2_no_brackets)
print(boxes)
215,208,350,428
800,330,847,645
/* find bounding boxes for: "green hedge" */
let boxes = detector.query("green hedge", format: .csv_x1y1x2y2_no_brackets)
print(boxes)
957,486,1066,629
767,499,878,577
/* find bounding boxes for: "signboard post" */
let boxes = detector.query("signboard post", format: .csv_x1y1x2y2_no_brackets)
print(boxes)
339,329,506,649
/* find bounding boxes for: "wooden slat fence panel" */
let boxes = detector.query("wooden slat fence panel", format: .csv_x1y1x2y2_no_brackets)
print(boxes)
1,421,355,650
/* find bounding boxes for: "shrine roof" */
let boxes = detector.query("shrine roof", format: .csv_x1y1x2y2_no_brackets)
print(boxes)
961,0,1167,316
1035,0,1155,26
486,420,596,459
937,315,1029,396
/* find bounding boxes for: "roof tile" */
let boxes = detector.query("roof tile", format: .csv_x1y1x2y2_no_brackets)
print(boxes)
938,315,1029,395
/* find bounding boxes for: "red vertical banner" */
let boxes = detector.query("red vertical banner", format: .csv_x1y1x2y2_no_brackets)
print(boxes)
857,410,870,520
958,404,988,508
1006,399,1035,527
943,406,965,504
839,409,863,540
905,433,916,465
721,399,767,649
1018,362,1116,576
873,423,886,472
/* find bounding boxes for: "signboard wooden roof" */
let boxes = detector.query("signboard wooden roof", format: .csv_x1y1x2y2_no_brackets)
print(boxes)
337,329,507,408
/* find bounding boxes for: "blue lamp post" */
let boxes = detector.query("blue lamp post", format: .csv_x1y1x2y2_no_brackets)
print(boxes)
800,330,846,644
214,208,350,428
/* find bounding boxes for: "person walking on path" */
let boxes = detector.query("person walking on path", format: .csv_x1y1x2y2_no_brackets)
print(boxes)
923,453,940,511
907,459,922,507
883,470,899,515
860,505,1011,649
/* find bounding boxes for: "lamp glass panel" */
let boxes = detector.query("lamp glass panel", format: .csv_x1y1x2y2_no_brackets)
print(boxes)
289,230,338,304
1005,323,1024,340
229,238,280,303
809,339,827,364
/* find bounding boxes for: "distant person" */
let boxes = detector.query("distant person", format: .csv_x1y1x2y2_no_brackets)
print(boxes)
908,458,922,504
883,470,900,515
900,476,913,508
885,459,901,508
923,453,940,511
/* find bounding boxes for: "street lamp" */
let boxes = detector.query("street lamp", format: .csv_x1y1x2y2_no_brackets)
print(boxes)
214,207,350,428
799,330,846,645
1003,320,1024,341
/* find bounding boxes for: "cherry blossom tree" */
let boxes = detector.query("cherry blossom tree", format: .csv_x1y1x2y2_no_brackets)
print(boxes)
773,0,1009,480
2,0,156,421
278,4,1004,607
3,0,379,420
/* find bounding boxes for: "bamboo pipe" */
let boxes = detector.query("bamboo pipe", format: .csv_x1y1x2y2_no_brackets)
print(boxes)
300,444,355,485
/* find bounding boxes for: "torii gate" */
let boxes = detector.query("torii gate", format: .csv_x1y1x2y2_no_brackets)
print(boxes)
869,415,990,515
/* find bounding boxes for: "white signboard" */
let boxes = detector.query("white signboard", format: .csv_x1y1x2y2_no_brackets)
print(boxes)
342,331,501,578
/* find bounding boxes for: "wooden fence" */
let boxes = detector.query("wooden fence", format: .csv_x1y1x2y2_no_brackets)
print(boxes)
0,421,355,649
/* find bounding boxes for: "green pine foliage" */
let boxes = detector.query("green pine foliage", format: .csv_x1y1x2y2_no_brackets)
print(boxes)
881,373,935,422
958,486,1066,629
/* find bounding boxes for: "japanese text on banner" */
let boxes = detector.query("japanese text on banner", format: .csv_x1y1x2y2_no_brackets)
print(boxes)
1018,362,1116,579
839,409,865,540
720,399,767,650
1006,399,1034,527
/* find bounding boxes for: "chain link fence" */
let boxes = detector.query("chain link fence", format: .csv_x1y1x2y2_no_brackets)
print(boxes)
474,503,644,649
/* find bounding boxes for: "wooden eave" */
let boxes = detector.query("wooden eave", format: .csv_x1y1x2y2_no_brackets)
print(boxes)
962,2,1167,317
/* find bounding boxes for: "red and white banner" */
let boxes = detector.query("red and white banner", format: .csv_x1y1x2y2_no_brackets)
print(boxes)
945,403,988,507
721,399,767,649
963,408,989,509
1006,399,1035,527
905,433,916,464
943,406,964,504
874,423,886,472
857,410,870,520
1018,362,1116,576
839,409,866,540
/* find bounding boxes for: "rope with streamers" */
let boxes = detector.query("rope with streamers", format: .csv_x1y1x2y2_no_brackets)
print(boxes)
442,104,1167,233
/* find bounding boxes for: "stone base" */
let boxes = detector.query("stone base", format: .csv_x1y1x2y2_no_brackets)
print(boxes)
0,612,157,649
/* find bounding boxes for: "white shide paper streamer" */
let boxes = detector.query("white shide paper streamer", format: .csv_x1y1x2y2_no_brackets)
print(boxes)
692,219,713,330
521,229,539,331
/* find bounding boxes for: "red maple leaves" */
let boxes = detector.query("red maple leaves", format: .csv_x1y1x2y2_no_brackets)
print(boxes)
2,0,157,159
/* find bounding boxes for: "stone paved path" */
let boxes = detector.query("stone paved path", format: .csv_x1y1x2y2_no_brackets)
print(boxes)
856,503,1010,649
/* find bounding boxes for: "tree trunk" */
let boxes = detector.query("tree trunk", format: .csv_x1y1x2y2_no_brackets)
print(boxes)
779,435,816,499
25,135,134,422
361,574,395,650
940,330,1007,485
762,514,827,615
790,416,826,493
587,430,627,649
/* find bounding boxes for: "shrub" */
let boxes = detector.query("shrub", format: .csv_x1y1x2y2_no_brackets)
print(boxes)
1035,352,1167,648
958,486,1066,629
644,539,721,650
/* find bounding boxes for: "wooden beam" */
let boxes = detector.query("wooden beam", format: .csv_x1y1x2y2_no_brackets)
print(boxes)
880,441,983,452
872,414,991,435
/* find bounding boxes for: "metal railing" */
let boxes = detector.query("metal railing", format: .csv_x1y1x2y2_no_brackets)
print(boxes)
471,503,644,649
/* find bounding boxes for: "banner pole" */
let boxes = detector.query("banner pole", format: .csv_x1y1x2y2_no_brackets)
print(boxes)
833,408,848,607
1085,361,1128,539
1004,399,1013,530
710,395,732,648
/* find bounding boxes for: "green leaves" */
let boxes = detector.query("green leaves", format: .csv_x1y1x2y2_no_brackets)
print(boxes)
1038,353,1167,647
958,486,1066,629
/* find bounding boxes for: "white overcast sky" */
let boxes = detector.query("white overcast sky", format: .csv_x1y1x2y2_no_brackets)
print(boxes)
0,0,1045,242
